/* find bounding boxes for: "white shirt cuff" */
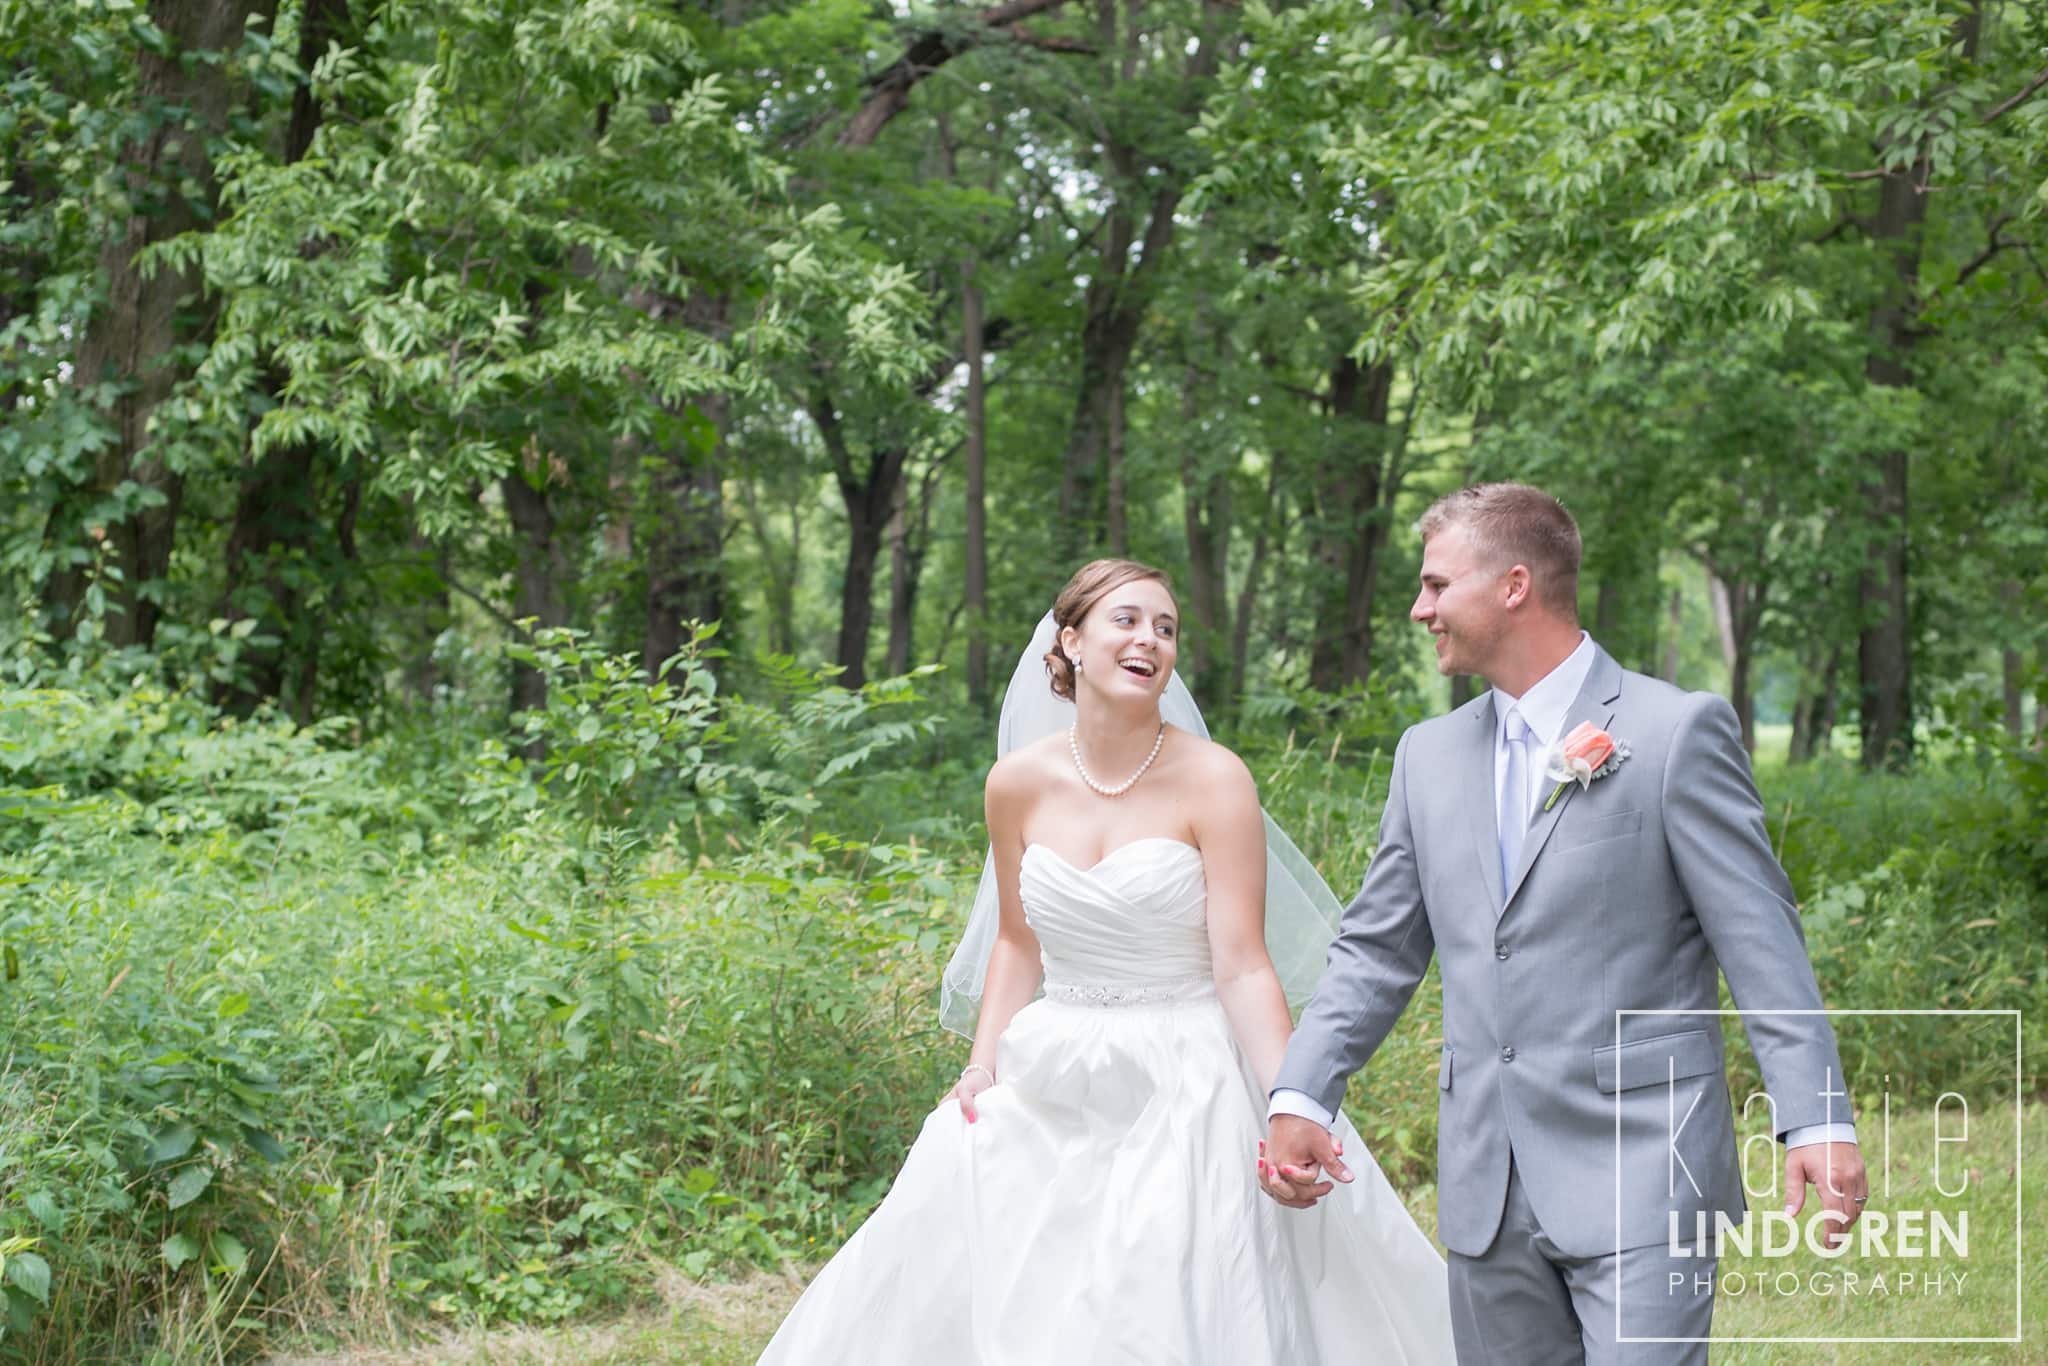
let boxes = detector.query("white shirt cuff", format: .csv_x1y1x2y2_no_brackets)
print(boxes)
1783,1122,1857,1149
1267,1088,1335,1129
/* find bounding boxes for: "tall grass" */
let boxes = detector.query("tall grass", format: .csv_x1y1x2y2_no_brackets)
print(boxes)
0,655,962,1359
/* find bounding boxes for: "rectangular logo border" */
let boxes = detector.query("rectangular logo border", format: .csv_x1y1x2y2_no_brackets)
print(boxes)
1610,1007,2023,1346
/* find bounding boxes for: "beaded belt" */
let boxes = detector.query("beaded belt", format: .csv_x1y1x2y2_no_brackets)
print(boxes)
1042,976,1215,1008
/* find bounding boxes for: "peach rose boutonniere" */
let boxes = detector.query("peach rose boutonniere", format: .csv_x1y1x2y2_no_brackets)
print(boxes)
1542,721,1629,812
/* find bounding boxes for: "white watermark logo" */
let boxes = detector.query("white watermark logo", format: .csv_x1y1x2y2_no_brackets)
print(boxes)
1614,1008,2022,1346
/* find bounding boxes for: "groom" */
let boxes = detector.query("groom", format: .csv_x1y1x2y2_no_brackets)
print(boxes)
1260,484,1867,1364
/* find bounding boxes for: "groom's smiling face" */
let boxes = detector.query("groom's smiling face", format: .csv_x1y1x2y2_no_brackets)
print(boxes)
1412,523,1511,678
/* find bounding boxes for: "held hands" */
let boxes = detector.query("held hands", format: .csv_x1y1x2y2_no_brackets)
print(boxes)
1784,1141,1870,1248
948,1062,996,1122
1258,1114,1353,1209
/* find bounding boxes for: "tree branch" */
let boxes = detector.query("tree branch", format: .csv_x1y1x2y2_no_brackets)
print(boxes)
1955,214,2017,286
444,574,522,633
1982,62,2048,125
1011,27,1095,53
802,376,859,496
1810,215,1872,246
1745,167,1889,183
837,0,1081,148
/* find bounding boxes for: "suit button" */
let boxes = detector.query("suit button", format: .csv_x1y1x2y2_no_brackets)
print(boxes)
1494,943,1509,960
1501,1046,1516,1063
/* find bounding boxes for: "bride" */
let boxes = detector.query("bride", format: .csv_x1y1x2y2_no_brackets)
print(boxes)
759,560,1455,1363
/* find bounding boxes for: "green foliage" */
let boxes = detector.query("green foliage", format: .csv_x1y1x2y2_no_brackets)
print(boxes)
0,647,965,1354
1749,750,2047,1102
722,653,947,827
506,621,729,827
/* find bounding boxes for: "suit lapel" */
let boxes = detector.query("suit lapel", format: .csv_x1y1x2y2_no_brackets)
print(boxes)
1463,692,1506,915
1501,645,1624,914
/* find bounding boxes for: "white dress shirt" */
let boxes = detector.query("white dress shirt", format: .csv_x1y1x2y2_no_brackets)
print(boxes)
1269,634,1854,1151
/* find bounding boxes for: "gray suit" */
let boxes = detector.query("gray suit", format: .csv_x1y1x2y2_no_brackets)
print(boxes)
1275,644,1849,1361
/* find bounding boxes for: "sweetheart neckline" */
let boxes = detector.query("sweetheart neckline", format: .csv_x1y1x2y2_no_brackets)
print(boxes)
1022,836,1202,875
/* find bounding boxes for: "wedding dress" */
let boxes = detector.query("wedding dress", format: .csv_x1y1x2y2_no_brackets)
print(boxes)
758,837,1457,1364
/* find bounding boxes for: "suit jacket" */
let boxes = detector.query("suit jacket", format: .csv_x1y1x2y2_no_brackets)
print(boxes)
1273,644,1850,1257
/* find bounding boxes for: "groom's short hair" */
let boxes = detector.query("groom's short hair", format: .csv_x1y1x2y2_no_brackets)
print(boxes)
1418,483,1581,620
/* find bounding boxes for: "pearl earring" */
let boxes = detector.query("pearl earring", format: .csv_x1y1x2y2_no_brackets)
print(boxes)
1071,656,1083,673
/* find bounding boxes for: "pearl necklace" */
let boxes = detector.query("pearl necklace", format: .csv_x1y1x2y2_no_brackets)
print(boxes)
1069,722,1166,798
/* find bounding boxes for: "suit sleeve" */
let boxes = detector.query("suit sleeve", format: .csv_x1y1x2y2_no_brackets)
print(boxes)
1271,727,1437,1116
1664,692,1852,1135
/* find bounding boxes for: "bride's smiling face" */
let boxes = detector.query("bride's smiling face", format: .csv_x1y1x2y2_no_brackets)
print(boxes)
1062,578,1178,701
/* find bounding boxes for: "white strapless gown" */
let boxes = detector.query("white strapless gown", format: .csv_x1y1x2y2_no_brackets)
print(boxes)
759,838,1456,1364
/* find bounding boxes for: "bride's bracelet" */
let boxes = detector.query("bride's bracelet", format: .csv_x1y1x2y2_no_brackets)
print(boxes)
958,1062,995,1088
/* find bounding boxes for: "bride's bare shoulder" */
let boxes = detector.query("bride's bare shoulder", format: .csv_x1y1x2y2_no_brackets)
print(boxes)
1168,727,1256,794
986,731,1067,800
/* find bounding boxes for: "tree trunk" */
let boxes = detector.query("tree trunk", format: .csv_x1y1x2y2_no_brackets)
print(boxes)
1106,379,1128,556
1705,569,1738,677
837,502,889,689
1181,366,1233,709
215,435,317,713
1857,166,1926,771
1594,579,1622,641
2035,641,2047,750
1450,675,1476,710
886,473,914,677
644,293,729,676
1051,0,1222,559
1057,186,1180,558
213,3,345,712
503,450,569,739
734,476,799,656
1308,356,1395,691
643,438,723,674
807,384,906,690
288,474,359,723
1660,587,1684,683
1228,455,1283,702
43,0,261,646
890,458,944,678
1728,605,1757,758
284,0,348,163
404,520,451,704
1705,566,1766,756
963,261,991,709
2001,579,2025,741
1788,640,1842,764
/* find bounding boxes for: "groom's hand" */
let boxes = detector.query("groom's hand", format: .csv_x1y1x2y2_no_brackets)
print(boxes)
1259,1116,1352,1209
1784,1141,1869,1248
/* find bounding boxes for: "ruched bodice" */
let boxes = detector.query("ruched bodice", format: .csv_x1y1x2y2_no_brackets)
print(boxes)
1020,838,1212,996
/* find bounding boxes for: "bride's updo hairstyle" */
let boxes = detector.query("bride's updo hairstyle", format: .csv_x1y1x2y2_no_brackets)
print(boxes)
1044,558,1176,702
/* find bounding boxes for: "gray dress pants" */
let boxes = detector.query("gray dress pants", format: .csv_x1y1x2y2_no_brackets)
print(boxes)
1447,1155,1715,1365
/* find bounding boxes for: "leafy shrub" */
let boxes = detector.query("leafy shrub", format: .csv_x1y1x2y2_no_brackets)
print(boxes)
0,647,962,1357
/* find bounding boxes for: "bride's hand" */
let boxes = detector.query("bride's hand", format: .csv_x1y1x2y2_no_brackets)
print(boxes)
947,1063,996,1122
1260,1116,1351,1208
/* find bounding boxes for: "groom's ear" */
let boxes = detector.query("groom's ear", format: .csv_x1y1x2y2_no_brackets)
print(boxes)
1501,563,1534,611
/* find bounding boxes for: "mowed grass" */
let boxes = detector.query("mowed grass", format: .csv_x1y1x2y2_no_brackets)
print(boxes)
1711,1102,2042,1364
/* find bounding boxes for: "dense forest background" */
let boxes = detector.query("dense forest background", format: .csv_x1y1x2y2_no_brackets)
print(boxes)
4,0,2043,747
3,0,2046,1358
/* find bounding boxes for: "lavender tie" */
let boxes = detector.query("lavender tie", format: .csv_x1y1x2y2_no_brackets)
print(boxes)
1499,708,1533,891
